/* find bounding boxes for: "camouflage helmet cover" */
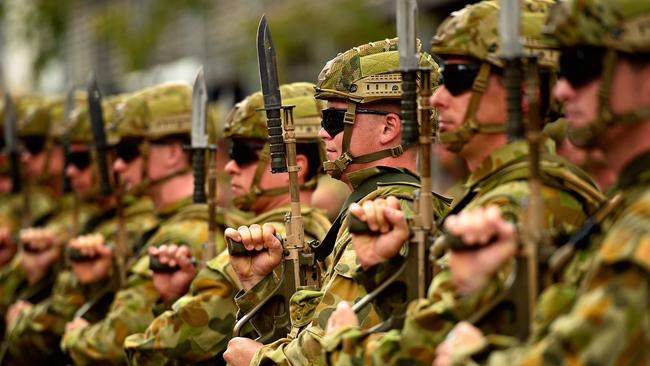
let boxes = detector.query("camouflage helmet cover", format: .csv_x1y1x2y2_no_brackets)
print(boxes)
110,82,192,141
224,81,325,142
315,37,440,103
431,0,559,68
544,0,650,52
67,94,125,144
17,95,52,137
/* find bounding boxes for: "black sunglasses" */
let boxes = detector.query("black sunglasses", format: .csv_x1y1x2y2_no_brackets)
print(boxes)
229,140,265,166
68,150,92,170
440,63,482,96
559,46,606,89
115,140,141,163
320,107,396,137
21,136,47,155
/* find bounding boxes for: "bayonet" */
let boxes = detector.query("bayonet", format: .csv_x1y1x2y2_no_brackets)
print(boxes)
501,0,525,141
191,67,208,203
229,15,318,344
87,75,113,197
257,15,287,173
349,0,437,331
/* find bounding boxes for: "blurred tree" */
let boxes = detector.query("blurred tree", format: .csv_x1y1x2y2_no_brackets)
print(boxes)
235,0,395,84
91,0,210,71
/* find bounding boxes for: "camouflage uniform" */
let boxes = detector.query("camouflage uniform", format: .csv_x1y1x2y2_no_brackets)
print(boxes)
321,2,606,365
58,83,214,365
4,96,160,365
235,39,449,366
123,82,333,365
447,1,650,364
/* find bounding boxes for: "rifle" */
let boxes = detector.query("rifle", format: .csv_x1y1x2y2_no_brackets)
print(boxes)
62,87,81,237
348,0,436,331
435,0,537,340
228,15,319,343
148,67,217,272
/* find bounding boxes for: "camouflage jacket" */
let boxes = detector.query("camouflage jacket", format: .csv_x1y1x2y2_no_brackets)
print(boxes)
322,140,604,366
3,196,159,365
123,205,331,365
61,198,222,365
454,149,650,366
242,167,450,366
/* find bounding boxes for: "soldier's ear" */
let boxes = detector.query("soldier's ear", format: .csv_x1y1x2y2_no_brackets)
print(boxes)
380,112,401,146
295,154,309,183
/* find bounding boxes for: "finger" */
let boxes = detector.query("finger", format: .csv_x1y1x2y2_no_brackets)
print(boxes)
444,215,459,235
248,224,263,251
176,245,190,258
224,228,241,242
262,223,283,257
386,196,401,210
362,200,379,232
148,246,159,256
238,226,254,250
373,198,389,233
384,207,407,232
348,203,366,222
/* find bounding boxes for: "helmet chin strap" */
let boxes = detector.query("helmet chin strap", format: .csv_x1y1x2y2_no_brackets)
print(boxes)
233,143,318,211
568,49,650,148
322,101,405,180
437,63,506,153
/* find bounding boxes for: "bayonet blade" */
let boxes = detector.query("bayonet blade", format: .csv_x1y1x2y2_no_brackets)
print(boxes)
87,74,113,196
500,0,523,59
397,0,418,71
256,14,287,173
191,67,208,149
257,15,281,109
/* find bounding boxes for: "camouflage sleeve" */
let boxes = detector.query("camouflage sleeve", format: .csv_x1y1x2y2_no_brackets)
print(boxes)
124,251,243,365
480,212,650,365
323,180,591,366
6,270,86,363
61,274,159,365
250,241,384,366
322,259,507,366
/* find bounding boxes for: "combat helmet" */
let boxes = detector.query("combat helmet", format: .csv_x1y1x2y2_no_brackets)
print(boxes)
223,81,325,210
314,37,440,180
431,0,558,152
110,82,214,190
544,0,650,147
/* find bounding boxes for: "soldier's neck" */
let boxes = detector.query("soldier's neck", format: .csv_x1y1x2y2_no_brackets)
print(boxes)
151,172,194,210
252,190,313,215
602,119,650,181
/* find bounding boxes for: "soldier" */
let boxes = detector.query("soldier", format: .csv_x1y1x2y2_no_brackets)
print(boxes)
435,0,650,364
123,81,332,365
3,92,161,365
2,96,107,365
59,82,209,365
222,38,450,366
322,1,605,365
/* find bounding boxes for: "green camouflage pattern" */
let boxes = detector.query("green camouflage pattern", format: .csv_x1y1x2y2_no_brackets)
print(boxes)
431,0,559,68
223,82,326,143
236,167,449,366
65,94,124,144
123,205,331,365
544,0,650,52
3,195,159,364
109,82,194,141
315,38,440,103
60,199,227,365
16,95,52,138
446,150,650,365
323,140,603,366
